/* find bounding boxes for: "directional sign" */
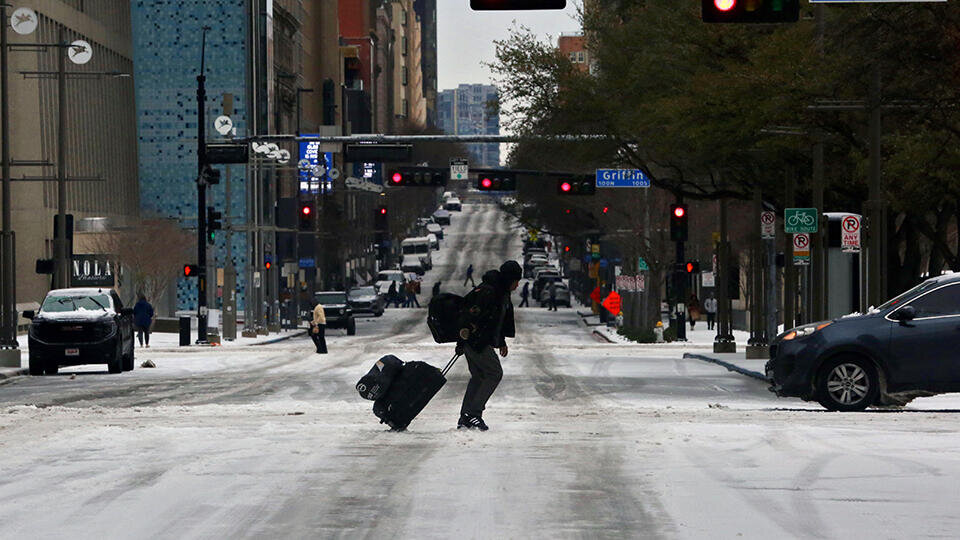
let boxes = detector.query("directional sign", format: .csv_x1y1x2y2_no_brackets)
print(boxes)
841,214,861,254
596,169,650,188
793,233,811,266
760,211,776,239
785,208,818,234
450,158,469,180
637,257,649,271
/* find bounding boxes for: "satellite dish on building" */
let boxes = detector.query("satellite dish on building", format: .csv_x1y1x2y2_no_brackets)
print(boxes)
10,7,38,35
68,40,93,65
214,115,233,136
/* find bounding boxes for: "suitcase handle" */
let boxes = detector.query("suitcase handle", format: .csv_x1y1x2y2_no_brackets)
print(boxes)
441,353,461,377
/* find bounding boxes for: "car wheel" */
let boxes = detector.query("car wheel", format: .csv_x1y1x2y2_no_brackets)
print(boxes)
816,356,879,412
44,363,59,375
108,339,123,374
28,355,44,376
123,350,134,371
374,310,383,317
347,317,357,336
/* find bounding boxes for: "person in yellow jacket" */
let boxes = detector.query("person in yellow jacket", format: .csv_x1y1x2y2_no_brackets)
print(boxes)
311,302,327,354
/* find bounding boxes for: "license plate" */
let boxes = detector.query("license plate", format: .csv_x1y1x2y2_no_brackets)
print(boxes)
65,348,79,357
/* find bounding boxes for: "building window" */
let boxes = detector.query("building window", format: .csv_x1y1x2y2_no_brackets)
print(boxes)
402,36,407,55
577,51,586,63
569,52,577,62
402,99,409,117
402,66,408,86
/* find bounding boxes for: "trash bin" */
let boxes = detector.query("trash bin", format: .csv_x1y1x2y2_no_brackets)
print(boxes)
179,316,191,346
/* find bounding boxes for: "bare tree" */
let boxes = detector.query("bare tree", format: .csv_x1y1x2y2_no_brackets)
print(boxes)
90,219,192,306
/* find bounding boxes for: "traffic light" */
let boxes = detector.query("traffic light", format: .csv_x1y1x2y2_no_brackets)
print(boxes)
201,164,221,185
471,0,565,9
685,261,701,274
670,204,688,242
264,252,273,270
477,172,517,191
183,264,199,277
206,206,222,245
387,167,447,187
298,202,315,231
375,205,388,232
701,0,799,23
557,177,595,196
601,206,609,214
562,208,575,216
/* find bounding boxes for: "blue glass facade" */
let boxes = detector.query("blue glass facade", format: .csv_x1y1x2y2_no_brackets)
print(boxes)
131,1,250,311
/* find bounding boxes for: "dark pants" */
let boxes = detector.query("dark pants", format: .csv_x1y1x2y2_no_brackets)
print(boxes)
135,325,150,346
549,297,557,311
707,312,716,330
464,275,475,287
311,324,327,354
519,296,529,307
408,292,420,307
460,345,503,417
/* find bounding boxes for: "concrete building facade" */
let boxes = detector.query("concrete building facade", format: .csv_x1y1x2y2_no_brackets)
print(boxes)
437,84,500,168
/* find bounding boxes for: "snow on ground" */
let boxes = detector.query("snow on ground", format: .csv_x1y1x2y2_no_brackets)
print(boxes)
2,203,960,538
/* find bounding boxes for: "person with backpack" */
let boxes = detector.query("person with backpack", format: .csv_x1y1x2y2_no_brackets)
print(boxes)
463,264,475,288
455,260,522,431
518,282,530,308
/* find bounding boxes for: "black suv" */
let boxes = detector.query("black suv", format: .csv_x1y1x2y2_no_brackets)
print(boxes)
767,274,960,411
306,291,356,335
25,288,135,375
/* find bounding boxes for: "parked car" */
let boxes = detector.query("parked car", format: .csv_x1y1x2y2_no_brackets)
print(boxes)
416,216,436,227
401,255,426,275
426,222,443,240
538,281,571,308
532,274,562,301
426,233,439,251
348,286,385,317
433,208,451,225
442,191,454,201
309,291,356,335
445,197,462,211
24,288,135,375
767,273,960,411
375,270,407,296
524,256,549,278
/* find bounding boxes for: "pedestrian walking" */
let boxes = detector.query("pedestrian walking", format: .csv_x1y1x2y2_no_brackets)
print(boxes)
518,281,530,308
548,281,558,311
310,301,327,354
455,260,521,431
432,280,442,298
704,294,718,330
132,294,154,348
402,281,412,308
406,281,420,308
688,293,701,330
463,264,476,287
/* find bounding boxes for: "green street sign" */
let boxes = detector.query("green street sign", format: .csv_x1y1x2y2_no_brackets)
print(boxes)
784,208,818,234
637,257,649,271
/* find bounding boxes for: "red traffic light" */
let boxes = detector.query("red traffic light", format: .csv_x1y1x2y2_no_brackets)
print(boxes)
714,0,735,11
265,261,271,270
379,207,387,215
673,206,685,218
183,264,198,277
560,181,572,193
301,205,311,216
481,177,493,189
564,245,571,253
602,206,609,214
391,172,402,184
686,262,694,273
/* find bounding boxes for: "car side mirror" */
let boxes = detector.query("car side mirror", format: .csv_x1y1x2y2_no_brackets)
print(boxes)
894,306,916,322
120,307,134,316
22,310,34,320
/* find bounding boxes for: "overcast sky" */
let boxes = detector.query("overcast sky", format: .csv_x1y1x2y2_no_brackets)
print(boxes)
436,2,581,92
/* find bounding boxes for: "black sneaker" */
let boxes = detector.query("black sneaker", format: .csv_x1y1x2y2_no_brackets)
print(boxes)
457,414,489,431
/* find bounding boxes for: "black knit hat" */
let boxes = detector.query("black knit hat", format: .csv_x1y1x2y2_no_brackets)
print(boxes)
499,260,522,283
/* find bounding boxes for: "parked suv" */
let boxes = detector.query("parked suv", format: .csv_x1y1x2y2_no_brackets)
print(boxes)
767,274,960,411
25,288,135,375
308,291,356,335
348,286,385,317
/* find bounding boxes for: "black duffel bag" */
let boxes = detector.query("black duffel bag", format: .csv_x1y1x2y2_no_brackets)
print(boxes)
356,355,405,400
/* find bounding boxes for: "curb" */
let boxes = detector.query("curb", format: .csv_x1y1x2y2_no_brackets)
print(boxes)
249,330,307,346
592,330,615,343
683,353,769,382
0,368,28,382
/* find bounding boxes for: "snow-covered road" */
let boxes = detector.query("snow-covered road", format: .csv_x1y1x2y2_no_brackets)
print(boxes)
2,202,959,539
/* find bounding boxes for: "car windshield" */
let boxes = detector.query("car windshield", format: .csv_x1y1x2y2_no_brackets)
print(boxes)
377,272,403,282
41,293,112,313
315,293,347,304
876,280,944,311
349,287,376,298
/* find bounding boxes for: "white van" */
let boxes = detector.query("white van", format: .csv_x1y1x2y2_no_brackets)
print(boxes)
401,237,433,271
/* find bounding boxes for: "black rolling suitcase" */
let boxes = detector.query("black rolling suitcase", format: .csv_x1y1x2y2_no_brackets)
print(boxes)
373,354,460,431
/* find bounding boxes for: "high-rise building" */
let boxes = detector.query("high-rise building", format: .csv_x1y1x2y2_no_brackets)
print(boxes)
414,0,438,128
437,84,500,168
1,1,138,310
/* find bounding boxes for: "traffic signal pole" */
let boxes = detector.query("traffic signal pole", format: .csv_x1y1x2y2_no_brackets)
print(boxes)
195,26,211,344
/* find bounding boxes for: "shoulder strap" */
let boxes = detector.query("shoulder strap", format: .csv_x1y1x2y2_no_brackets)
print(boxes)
441,353,461,377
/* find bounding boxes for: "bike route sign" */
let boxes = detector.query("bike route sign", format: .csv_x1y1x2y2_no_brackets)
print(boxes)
784,208,818,234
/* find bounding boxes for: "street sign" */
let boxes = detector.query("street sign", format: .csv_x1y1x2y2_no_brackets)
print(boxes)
11,7,38,35
206,143,249,164
760,211,776,239
616,275,635,292
793,233,811,266
591,243,601,261
785,208,818,234
595,169,650,188
450,158,469,180
636,273,645,292
590,286,605,304
702,271,715,287
841,214,861,253
253,272,261,288
214,115,234,136
602,291,622,316
637,257,649,271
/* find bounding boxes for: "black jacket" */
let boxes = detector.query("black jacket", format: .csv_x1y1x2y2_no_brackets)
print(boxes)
459,269,515,349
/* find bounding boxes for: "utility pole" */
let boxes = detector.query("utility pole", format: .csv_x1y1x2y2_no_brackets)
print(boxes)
811,3,827,322
783,166,797,331
714,171,735,353
222,92,237,341
746,185,767,358
195,26,211,344
0,3,17,362
55,29,67,288
867,65,884,307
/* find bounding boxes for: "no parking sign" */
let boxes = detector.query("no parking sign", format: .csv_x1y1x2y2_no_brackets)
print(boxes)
841,214,861,253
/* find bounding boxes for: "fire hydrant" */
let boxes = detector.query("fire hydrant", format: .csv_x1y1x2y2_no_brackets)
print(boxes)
654,321,665,343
